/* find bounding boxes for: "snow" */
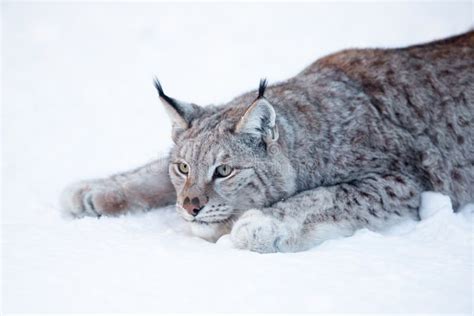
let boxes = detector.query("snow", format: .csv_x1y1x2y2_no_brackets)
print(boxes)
2,2,473,314
419,191,454,220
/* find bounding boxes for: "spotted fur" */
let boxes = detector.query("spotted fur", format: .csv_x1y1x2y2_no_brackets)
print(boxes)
61,31,473,252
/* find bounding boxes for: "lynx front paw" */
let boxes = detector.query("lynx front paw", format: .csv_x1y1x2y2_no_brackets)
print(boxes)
60,180,128,218
231,209,293,253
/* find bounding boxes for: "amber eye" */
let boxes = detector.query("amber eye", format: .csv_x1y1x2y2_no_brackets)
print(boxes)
215,164,233,178
178,162,189,175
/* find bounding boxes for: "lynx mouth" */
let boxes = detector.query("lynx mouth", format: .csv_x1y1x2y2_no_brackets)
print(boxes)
176,204,238,225
193,217,232,225
177,209,233,225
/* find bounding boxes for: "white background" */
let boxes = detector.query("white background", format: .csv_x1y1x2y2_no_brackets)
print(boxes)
2,1,473,313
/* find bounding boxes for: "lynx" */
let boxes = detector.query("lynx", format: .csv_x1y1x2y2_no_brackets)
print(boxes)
61,31,473,253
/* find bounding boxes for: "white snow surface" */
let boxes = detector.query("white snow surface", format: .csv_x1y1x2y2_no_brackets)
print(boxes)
2,2,473,313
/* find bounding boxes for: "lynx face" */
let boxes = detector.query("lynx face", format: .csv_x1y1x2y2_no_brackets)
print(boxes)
155,79,296,241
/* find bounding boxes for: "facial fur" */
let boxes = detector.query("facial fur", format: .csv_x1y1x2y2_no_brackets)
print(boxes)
161,81,297,241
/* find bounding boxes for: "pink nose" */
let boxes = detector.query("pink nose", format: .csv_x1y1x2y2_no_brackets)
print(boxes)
182,197,203,216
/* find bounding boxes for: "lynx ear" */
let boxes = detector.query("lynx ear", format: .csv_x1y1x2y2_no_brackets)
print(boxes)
235,79,278,143
154,78,201,140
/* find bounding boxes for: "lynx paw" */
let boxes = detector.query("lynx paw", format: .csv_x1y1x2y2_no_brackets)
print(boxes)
231,209,291,253
59,180,128,218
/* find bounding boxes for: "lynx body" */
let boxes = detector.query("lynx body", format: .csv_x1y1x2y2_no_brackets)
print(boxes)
61,32,474,252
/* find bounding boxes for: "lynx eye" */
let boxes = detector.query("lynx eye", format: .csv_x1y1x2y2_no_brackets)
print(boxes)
215,164,233,178
177,162,189,175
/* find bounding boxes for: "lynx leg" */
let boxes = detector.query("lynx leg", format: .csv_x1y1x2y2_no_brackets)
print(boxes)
60,157,176,217
231,173,422,253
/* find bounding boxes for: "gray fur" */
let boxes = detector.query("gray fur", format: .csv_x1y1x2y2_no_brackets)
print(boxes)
61,31,474,252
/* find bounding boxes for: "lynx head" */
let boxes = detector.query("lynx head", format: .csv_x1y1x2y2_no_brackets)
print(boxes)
154,79,296,241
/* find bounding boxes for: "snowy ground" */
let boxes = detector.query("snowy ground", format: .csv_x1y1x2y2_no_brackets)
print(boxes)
2,2,473,314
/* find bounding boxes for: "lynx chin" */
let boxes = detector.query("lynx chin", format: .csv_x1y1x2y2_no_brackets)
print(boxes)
61,31,473,253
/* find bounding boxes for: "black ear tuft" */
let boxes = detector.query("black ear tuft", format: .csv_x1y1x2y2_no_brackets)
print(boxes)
153,77,165,97
258,78,268,99
153,77,185,116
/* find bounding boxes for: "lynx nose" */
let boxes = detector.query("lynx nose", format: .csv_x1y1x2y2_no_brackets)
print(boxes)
182,197,203,216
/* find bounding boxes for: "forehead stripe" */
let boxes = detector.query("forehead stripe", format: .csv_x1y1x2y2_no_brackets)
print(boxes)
196,141,203,162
